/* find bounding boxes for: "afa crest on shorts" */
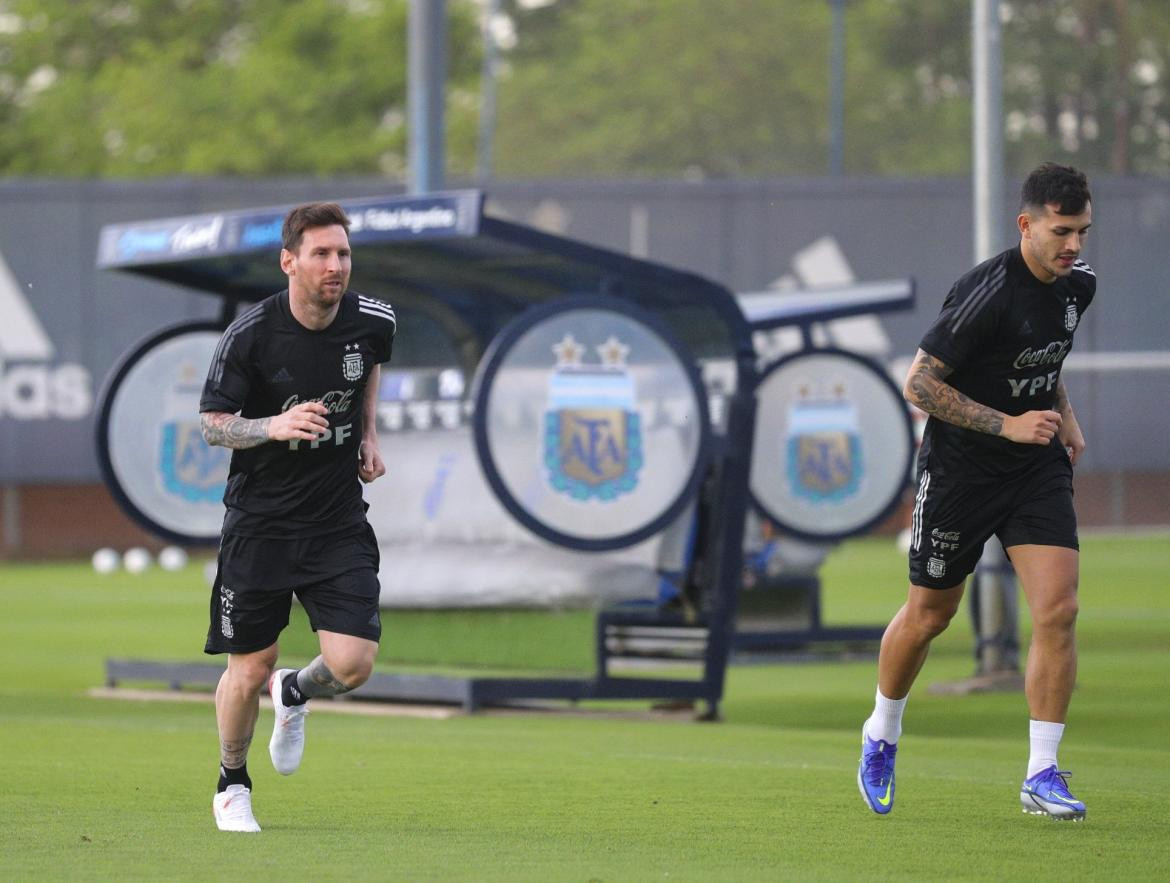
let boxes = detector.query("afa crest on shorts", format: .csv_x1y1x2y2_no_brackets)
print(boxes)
785,386,863,503
342,343,363,381
543,333,643,501
159,364,230,503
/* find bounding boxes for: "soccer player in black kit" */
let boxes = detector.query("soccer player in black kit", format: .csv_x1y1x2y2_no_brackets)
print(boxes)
857,164,1094,821
200,202,395,832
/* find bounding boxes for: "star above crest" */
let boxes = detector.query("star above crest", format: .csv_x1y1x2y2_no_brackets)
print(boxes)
597,335,629,368
552,333,584,368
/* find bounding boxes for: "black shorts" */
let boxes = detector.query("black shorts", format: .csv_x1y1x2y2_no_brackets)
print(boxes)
907,454,1078,590
204,523,382,655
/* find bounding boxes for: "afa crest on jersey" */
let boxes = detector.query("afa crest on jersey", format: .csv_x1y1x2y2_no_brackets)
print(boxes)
785,386,863,503
1064,303,1079,332
342,343,363,381
543,334,642,502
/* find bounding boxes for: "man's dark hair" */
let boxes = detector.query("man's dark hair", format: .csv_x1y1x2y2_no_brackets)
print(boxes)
1020,163,1091,215
281,202,351,253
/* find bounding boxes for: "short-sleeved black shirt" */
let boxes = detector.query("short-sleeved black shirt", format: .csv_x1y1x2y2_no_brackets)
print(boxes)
200,289,396,538
917,246,1095,481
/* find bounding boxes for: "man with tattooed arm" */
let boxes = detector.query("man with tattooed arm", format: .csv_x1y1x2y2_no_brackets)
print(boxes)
856,164,1094,822
200,202,396,832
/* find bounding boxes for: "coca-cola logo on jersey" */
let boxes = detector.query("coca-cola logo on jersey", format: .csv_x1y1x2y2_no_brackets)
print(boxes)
281,389,355,414
1012,339,1071,370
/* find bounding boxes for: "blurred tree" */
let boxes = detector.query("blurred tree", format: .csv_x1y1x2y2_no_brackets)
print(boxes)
0,0,481,176
849,0,1170,176
493,0,835,177
1,0,1168,179
844,0,977,175
1000,0,1170,175
493,0,1170,178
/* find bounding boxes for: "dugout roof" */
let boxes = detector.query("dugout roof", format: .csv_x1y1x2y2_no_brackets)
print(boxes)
96,190,755,373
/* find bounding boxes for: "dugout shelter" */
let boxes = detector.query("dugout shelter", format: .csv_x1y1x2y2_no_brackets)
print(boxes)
96,190,913,716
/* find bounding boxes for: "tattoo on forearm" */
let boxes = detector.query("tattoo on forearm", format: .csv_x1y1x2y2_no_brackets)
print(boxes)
220,736,252,769
907,353,1004,436
201,412,271,449
298,657,355,698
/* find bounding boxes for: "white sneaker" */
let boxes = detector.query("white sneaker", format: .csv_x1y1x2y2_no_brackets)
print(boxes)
268,668,309,775
213,784,261,832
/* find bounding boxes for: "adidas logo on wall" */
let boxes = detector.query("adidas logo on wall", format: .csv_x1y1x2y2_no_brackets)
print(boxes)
0,249,92,420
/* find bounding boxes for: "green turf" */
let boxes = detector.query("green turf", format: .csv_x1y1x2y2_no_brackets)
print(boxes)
2,535,1168,880
284,606,598,674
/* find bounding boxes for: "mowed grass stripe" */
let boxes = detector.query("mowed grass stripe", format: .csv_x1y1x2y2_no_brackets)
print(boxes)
1,534,1168,879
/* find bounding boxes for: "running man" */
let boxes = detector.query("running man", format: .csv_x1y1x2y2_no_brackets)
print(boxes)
857,163,1095,821
200,202,396,832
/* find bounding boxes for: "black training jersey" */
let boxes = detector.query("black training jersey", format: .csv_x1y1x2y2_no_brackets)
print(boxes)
917,246,1095,480
200,289,396,538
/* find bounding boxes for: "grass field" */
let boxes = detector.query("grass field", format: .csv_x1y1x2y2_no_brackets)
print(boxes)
2,534,1169,880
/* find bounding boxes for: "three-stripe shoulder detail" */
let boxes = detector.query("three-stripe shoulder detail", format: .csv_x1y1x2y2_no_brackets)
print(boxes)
357,294,396,326
1072,259,1095,277
949,260,1008,333
208,301,267,385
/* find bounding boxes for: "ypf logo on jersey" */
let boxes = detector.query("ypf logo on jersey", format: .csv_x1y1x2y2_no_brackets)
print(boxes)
785,383,863,503
0,249,92,420
544,333,643,502
342,343,363,382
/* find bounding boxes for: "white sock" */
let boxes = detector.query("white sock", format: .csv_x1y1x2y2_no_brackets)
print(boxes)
1027,719,1065,778
864,688,907,745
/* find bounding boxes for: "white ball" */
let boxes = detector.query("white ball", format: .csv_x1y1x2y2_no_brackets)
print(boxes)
123,547,152,574
896,527,913,555
92,547,120,574
158,546,188,571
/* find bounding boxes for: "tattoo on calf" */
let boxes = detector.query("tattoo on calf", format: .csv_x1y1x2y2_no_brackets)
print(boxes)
220,736,252,769
299,657,355,698
908,353,1004,436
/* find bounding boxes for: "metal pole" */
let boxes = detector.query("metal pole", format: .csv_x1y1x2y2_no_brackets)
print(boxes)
972,0,1019,681
972,0,1004,261
828,0,846,176
408,0,447,194
476,0,500,182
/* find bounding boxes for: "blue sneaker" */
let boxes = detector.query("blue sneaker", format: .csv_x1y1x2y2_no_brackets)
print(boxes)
1020,766,1086,821
857,732,897,815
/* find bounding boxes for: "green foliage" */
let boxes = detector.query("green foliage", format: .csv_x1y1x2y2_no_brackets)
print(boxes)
494,0,833,177
0,0,482,176
4,1,1170,178
494,0,1170,178
998,0,1170,175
